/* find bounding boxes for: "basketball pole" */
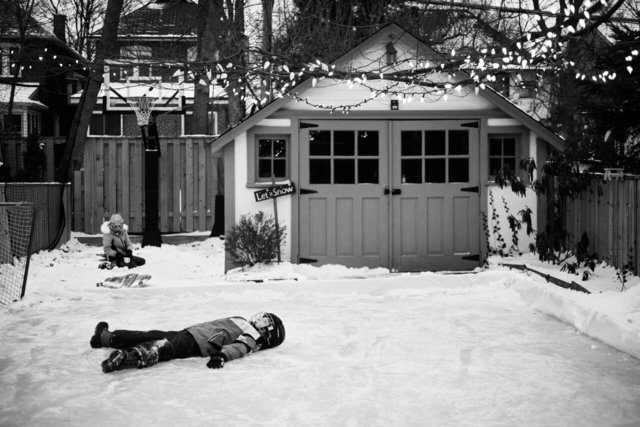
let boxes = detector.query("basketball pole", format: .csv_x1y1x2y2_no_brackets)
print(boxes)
140,119,162,247
107,85,164,247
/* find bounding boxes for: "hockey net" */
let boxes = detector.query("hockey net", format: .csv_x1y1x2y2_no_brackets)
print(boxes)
0,202,35,305
3,183,65,253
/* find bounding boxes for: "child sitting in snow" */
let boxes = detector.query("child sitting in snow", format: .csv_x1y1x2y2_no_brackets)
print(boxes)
89,313,286,373
100,213,146,269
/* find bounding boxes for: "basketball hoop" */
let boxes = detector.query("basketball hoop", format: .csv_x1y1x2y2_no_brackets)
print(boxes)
127,95,158,126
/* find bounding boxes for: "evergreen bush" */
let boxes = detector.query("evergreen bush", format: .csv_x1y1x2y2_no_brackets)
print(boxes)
225,211,286,266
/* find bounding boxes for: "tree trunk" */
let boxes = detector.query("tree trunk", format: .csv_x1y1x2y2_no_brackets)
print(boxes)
262,0,274,103
56,0,124,183
209,0,245,129
193,0,218,135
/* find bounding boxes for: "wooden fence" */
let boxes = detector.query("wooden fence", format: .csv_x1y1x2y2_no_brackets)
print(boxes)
1,137,63,181
565,176,639,272
73,137,223,234
0,183,72,251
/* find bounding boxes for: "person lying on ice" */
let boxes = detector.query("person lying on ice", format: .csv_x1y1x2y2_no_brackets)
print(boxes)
90,313,285,373
101,213,146,269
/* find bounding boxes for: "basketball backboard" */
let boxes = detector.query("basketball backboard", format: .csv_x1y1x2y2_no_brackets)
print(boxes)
103,73,185,113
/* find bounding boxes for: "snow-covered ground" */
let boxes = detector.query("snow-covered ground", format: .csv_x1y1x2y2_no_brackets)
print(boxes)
1,234,640,426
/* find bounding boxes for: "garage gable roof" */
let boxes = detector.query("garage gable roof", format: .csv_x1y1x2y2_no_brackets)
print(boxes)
211,23,564,152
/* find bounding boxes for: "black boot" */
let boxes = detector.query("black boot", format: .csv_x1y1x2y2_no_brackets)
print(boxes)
90,322,110,348
101,349,139,373
133,339,174,368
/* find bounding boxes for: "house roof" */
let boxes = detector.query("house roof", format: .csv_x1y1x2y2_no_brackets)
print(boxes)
210,23,565,152
0,1,83,60
0,83,46,109
92,0,198,39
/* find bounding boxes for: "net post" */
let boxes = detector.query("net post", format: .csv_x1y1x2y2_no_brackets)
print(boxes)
20,203,35,299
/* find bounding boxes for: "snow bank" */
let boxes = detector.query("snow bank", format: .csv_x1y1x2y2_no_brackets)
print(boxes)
509,271,640,360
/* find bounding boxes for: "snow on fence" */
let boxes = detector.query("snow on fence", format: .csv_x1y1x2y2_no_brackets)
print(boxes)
565,176,639,273
73,137,223,234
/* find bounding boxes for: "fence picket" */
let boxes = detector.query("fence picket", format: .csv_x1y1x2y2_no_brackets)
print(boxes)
122,138,130,221
172,140,181,232
198,141,207,230
185,138,194,231
159,139,169,232
133,141,144,232
566,176,640,274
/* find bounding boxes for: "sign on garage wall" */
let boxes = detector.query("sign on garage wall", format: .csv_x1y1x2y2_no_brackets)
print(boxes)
254,183,296,202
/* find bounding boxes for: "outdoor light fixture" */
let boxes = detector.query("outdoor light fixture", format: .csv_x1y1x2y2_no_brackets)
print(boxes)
390,99,399,110
386,40,397,65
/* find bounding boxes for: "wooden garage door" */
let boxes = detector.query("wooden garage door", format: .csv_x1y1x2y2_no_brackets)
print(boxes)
390,121,480,271
298,120,480,271
298,121,390,268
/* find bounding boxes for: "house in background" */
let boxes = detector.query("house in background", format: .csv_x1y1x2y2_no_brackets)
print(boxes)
82,0,228,139
211,23,565,272
0,5,85,180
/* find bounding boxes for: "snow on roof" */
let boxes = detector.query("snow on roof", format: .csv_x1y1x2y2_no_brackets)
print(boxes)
0,83,46,108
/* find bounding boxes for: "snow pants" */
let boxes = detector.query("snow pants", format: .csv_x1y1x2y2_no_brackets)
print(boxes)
109,329,203,360
110,253,146,269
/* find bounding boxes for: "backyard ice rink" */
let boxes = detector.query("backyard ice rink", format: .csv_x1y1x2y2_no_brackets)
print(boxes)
1,236,639,426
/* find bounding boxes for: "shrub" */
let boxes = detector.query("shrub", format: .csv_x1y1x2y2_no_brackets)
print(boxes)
225,211,286,266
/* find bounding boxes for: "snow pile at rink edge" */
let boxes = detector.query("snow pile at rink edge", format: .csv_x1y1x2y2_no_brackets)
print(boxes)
511,271,640,360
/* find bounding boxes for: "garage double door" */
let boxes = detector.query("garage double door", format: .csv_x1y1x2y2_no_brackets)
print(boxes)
298,120,480,271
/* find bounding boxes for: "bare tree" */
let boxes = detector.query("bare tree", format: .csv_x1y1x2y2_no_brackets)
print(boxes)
56,0,124,182
191,0,634,115
42,0,136,58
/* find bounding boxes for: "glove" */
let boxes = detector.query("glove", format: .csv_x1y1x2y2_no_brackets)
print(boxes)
207,353,227,369
98,261,114,270
126,249,133,257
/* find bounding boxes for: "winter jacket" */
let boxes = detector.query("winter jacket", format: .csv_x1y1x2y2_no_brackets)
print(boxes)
101,222,134,259
185,317,262,361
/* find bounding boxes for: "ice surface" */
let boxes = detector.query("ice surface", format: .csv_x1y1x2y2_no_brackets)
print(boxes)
0,237,639,426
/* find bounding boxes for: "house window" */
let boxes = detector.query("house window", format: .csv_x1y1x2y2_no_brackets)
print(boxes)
183,111,218,136
2,114,22,135
67,79,81,98
386,41,397,65
27,113,40,135
489,135,517,178
400,129,469,184
0,46,20,77
89,113,122,136
309,130,379,184
256,136,289,182
516,71,538,98
493,73,510,97
517,81,537,98
120,45,152,80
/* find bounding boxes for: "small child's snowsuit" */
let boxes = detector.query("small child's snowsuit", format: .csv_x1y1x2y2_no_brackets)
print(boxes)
101,221,145,268
95,317,264,373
